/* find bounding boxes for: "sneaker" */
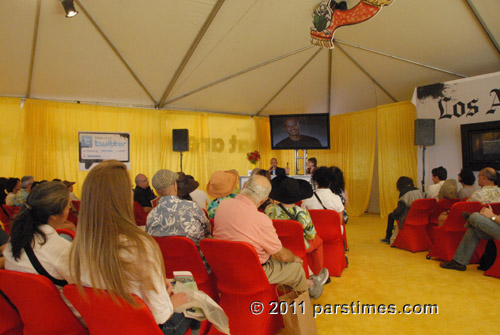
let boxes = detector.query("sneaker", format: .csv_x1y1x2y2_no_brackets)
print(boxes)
312,268,329,286
308,280,324,300
380,238,390,244
439,260,466,271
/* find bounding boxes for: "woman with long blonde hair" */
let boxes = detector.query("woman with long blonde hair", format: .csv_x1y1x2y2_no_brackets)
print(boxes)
69,160,200,335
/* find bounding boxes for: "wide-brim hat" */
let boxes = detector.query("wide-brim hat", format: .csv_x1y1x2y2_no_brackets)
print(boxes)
269,175,313,204
207,170,239,198
177,172,199,198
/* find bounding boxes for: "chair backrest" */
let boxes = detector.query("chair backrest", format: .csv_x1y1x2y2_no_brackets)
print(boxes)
429,198,461,223
0,290,24,335
71,200,81,212
272,219,307,260
2,205,20,219
200,239,271,295
63,285,163,335
0,205,11,224
0,270,87,335
404,198,437,226
153,236,210,283
442,201,482,232
56,228,76,240
308,209,342,241
133,201,148,226
485,202,500,214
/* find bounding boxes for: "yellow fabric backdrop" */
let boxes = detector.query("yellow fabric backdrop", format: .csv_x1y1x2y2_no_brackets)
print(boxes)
0,98,416,216
377,102,418,218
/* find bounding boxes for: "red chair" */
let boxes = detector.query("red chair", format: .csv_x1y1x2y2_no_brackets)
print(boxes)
63,285,163,335
56,228,77,240
153,236,218,302
71,200,81,212
0,270,88,335
133,201,148,226
484,240,500,279
2,205,20,219
426,201,482,261
0,207,12,234
203,208,209,219
200,239,282,335
67,210,79,225
392,198,436,252
428,198,461,225
308,209,347,277
0,290,23,335
209,219,215,234
272,219,309,278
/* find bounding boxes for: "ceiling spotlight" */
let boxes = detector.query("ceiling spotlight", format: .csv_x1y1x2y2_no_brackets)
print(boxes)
61,0,78,18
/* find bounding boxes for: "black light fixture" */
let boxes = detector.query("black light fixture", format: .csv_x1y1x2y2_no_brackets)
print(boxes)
61,0,78,18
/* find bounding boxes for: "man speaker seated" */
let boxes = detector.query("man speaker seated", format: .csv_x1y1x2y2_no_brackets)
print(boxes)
133,174,156,213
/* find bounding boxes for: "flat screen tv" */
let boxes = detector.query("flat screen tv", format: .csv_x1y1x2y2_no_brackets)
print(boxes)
270,113,330,150
461,120,500,171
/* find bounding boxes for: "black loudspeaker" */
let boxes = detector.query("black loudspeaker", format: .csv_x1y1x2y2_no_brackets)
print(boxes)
414,119,435,146
173,129,189,152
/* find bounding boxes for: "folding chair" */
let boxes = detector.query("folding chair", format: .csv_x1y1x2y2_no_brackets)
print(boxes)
63,285,163,335
0,270,87,335
200,239,282,335
272,219,309,278
392,198,436,252
133,201,148,226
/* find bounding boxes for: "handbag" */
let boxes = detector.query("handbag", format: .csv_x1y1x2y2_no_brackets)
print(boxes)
278,286,317,335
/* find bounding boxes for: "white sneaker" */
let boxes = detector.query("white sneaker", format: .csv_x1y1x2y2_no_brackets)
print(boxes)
311,268,329,286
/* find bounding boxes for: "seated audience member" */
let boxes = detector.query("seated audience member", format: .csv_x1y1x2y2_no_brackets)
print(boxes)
176,172,199,201
265,176,329,280
381,177,424,244
438,179,458,200
206,170,239,219
0,177,7,205
0,226,8,269
70,160,200,334
251,168,272,211
305,157,317,175
5,181,73,285
190,186,210,211
213,175,324,299
13,175,35,206
457,167,479,199
147,169,210,270
134,173,156,213
467,168,500,204
330,166,349,224
440,204,500,271
302,166,344,213
426,166,447,199
5,177,21,206
268,158,289,177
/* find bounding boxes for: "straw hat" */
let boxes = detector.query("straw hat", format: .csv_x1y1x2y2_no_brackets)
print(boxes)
207,170,239,198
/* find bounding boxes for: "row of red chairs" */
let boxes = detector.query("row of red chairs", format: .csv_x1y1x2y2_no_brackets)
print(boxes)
391,199,500,278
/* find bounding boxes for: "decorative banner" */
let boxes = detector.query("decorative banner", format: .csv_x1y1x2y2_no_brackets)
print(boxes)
78,132,130,171
310,0,395,49
411,72,500,121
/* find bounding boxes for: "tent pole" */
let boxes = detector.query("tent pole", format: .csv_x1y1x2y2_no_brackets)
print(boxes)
464,0,500,56
328,49,332,114
26,0,41,98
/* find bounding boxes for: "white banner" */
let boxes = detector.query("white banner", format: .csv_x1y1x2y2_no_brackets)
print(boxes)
78,132,130,171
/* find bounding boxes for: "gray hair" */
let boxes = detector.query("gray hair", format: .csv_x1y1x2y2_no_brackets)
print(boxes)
241,175,271,202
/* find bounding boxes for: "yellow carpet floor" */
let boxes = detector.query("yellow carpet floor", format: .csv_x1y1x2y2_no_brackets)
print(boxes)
312,214,500,335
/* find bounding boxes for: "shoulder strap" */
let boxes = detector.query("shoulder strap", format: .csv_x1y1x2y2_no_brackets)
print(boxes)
278,204,299,221
313,192,327,209
24,243,68,287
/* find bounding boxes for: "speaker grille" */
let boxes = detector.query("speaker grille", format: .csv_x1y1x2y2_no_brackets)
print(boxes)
414,119,435,146
173,129,189,152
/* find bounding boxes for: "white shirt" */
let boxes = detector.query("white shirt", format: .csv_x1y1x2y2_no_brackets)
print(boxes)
427,180,445,199
302,188,345,213
190,189,210,210
5,192,16,206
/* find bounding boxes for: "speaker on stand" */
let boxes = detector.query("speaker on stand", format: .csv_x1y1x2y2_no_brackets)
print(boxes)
414,119,435,194
173,129,189,172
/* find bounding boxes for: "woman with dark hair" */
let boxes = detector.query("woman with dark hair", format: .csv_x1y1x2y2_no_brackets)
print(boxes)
380,177,424,244
302,167,344,214
305,157,318,175
5,177,21,206
5,181,72,284
329,166,349,224
457,168,479,199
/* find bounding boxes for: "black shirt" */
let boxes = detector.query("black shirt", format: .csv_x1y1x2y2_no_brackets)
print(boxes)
275,135,322,148
133,186,156,207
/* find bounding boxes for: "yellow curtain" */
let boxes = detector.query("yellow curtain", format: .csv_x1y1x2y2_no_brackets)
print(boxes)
0,97,25,178
377,102,417,218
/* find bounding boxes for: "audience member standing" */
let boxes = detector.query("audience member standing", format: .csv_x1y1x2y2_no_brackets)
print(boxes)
426,166,447,199
133,173,156,213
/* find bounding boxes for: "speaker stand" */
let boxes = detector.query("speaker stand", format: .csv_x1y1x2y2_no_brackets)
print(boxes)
421,146,426,194
179,151,184,173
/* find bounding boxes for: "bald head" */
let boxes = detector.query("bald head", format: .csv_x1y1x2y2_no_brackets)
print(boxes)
478,167,497,187
241,175,271,205
135,174,149,189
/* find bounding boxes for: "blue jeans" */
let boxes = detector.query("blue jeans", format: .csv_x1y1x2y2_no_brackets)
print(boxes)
453,213,500,265
159,312,200,335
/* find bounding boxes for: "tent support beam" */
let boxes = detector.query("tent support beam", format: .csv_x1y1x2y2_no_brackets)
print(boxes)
255,49,322,116
26,0,41,98
76,1,157,105
335,43,397,102
464,0,500,56
158,0,225,109
328,49,332,114
336,39,467,78
163,45,314,106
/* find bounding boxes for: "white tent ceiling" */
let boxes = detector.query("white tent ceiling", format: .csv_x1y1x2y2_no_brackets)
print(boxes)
1,0,499,116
